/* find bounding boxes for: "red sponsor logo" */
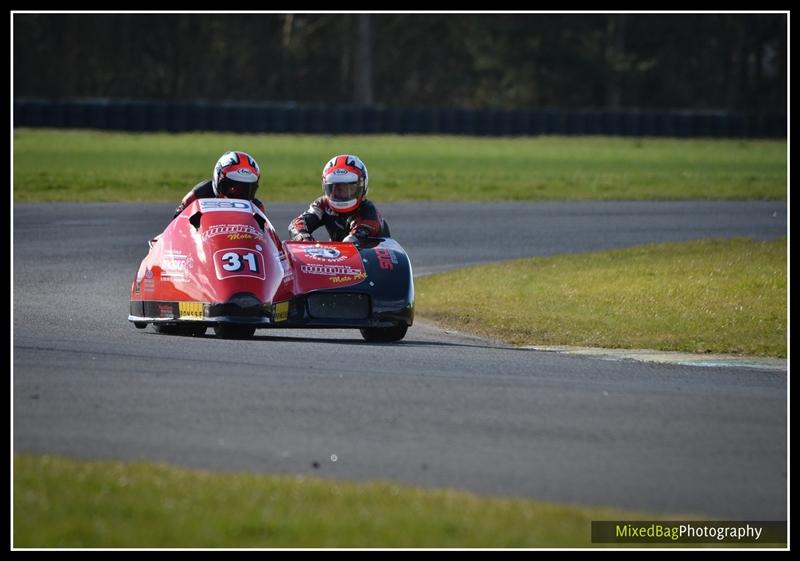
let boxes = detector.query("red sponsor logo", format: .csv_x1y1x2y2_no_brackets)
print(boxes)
375,247,396,270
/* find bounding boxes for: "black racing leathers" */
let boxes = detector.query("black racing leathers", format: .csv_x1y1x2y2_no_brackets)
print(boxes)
288,197,384,242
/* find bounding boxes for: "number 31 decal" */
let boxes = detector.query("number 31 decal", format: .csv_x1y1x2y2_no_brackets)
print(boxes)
221,251,259,272
214,249,265,280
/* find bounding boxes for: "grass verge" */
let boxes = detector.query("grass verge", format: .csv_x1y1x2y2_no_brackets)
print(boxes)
13,129,786,202
13,453,699,548
416,238,787,357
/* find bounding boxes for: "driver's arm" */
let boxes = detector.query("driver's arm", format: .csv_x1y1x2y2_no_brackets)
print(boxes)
347,204,383,240
288,198,325,241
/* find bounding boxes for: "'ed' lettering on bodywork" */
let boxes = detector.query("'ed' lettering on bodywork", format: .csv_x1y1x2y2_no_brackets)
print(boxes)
375,247,397,270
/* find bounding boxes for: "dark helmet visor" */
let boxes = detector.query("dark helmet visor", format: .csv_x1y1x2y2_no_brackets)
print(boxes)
218,178,258,200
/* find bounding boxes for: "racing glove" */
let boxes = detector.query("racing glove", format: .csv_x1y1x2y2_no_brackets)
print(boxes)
293,232,315,242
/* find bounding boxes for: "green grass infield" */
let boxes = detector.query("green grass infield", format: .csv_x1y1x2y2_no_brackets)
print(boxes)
13,129,786,202
416,238,786,357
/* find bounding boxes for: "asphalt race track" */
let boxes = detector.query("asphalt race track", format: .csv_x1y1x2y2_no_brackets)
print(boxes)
13,201,787,519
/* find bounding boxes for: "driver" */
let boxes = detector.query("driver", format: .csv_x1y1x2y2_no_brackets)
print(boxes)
288,154,385,244
169,150,287,265
172,151,265,218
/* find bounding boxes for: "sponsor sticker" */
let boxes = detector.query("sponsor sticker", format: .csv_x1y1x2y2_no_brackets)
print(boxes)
300,264,364,277
199,199,254,213
329,273,367,284
375,247,398,270
162,252,194,272
142,269,156,291
158,304,175,318
303,246,345,261
202,223,265,242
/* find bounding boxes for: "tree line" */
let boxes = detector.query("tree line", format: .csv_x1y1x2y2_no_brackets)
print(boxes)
14,13,786,112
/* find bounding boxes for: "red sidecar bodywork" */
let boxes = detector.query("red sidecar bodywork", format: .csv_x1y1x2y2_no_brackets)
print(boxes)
129,199,414,341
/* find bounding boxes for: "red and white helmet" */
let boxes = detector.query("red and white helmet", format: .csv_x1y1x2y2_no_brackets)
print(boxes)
321,154,369,213
212,151,261,200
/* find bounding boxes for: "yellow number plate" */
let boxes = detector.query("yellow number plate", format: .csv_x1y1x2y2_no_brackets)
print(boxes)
274,301,289,322
178,301,204,319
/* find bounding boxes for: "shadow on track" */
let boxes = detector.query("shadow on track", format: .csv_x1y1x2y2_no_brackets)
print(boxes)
144,330,517,351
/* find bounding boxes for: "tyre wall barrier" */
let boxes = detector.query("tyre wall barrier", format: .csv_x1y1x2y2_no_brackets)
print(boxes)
13,98,787,139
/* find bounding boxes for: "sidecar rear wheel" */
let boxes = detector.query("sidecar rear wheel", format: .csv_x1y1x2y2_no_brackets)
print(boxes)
360,323,408,342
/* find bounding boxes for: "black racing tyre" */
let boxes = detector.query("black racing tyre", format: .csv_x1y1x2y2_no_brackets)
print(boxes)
214,324,256,339
153,323,180,335
154,323,207,337
360,323,408,342
179,324,208,337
